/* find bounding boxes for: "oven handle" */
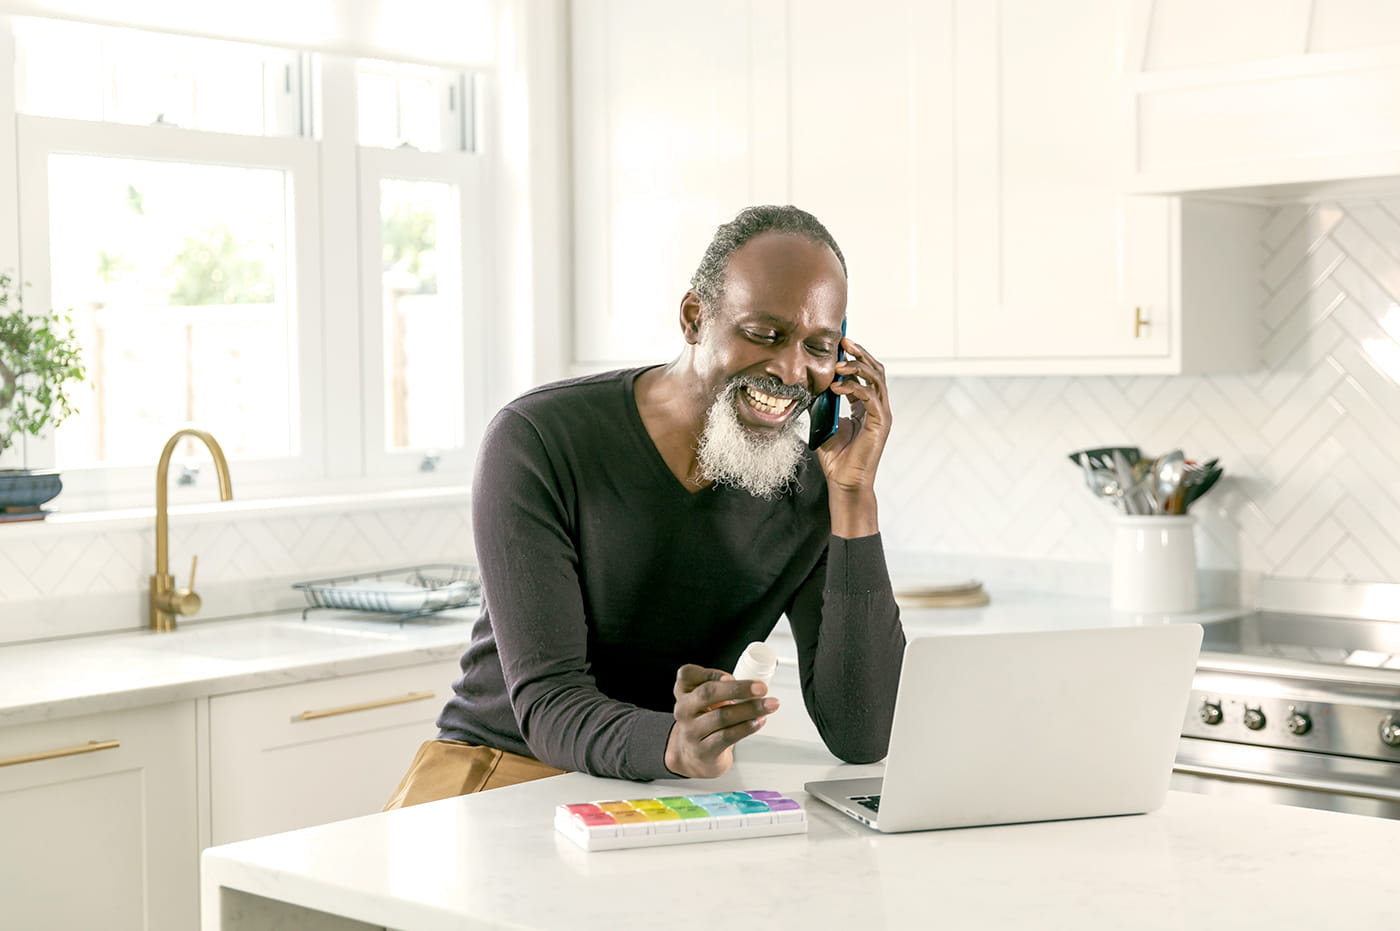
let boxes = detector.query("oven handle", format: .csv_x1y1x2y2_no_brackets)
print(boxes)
1174,762,1400,803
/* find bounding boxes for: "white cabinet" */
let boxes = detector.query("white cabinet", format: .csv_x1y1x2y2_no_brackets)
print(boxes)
570,0,789,366
784,0,957,365
949,0,1262,373
0,702,198,931
208,660,461,845
1125,0,1400,196
569,0,1261,376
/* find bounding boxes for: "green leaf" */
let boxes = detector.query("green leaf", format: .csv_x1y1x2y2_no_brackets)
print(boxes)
0,272,86,458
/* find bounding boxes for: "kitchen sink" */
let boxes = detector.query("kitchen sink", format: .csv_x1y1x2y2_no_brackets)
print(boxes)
141,617,404,661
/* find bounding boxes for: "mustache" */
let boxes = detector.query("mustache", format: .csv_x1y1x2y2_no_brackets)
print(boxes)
726,375,814,408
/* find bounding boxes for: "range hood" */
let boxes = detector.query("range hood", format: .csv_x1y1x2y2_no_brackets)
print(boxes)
1123,10,1400,204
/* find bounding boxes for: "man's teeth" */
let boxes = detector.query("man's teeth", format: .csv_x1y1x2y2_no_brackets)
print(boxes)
743,386,796,415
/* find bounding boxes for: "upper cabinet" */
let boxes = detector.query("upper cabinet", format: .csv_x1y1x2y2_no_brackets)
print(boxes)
783,0,958,368
956,1,1175,366
952,1,1262,373
1125,0,1400,197
570,0,1261,375
570,0,789,365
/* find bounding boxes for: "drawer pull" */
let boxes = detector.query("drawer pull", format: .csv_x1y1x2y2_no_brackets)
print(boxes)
298,690,436,721
0,739,121,768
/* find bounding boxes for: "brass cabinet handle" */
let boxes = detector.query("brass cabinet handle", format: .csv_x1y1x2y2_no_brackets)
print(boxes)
1134,306,1149,338
0,739,121,768
298,690,436,722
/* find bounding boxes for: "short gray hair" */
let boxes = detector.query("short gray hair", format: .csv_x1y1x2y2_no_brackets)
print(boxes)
690,205,847,311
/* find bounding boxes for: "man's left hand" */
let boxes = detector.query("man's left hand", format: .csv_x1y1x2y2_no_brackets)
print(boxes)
815,337,891,504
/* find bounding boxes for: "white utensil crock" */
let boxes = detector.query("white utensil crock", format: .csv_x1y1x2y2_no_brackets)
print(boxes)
1111,515,1198,614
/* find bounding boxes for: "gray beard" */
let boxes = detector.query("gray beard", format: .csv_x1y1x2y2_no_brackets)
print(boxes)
695,381,809,499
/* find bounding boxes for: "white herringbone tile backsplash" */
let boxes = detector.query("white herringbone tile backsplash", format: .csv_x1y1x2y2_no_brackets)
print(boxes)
0,501,472,644
878,198,1400,585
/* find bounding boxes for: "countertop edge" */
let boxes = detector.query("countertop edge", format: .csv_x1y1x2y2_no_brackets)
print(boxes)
0,621,472,727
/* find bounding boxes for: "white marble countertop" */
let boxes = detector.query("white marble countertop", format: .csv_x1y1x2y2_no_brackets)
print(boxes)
766,588,1241,663
0,609,475,726
0,585,1239,728
201,735,1400,931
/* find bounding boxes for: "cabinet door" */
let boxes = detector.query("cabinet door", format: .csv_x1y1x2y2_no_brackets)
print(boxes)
786,0,957,367
209,660,461,845
571,0,788,366
0,702,198,931
956,0,1172,361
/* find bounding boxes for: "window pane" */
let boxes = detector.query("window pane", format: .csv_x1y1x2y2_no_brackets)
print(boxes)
357,72,400,149
380,179,463,451
357,61,471,152
47,155,294,466
15,18,300,138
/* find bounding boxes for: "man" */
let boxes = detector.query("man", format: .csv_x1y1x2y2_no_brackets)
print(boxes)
386,205,905,807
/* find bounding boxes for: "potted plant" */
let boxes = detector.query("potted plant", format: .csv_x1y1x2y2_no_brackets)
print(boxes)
0,271,85,520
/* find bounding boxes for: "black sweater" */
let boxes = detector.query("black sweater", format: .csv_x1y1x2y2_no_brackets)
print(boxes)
437,367,906,780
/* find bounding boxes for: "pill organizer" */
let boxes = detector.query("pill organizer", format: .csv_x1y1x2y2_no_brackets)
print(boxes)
553,789,807,851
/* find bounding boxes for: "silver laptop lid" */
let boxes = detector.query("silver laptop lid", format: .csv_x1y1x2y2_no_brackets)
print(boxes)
875,624,1203,832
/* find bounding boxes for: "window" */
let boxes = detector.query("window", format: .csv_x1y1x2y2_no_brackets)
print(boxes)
378,178,464,451
358,147,484,478
353,59,483,476
14,18,305,137
15,115,324,500
356,60,474,153
48,155,295,466
3,18,488,509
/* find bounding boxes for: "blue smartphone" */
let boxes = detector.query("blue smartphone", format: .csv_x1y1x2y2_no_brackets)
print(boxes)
807,319,847,450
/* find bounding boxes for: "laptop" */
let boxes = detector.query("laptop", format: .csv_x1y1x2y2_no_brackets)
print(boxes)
805,624,1203,832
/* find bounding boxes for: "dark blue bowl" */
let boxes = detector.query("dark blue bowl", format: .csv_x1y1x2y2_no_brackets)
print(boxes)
0,469,63,510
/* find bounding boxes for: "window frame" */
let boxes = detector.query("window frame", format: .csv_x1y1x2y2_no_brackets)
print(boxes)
358,145,487,479
14,114,327,508
0,20,498,513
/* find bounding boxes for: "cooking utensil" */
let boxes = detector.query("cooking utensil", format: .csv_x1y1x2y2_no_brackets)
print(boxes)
1153,449,1186,514
1112,449,1145,514
1181,466,1223,511
1067,446,1141,473
1079,453,1125,509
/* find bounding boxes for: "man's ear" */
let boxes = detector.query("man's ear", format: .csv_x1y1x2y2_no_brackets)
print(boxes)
680,290,705,345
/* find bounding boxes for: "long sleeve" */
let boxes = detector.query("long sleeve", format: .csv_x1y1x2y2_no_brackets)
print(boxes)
471,409,676,780
784,534,906,763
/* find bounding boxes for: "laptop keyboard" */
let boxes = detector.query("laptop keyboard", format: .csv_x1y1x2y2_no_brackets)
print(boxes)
850,795,881,813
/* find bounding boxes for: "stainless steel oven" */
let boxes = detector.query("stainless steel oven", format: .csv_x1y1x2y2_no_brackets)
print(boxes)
1171,611,1400,819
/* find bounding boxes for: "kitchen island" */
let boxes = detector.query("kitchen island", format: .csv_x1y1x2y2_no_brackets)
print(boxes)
201,734,1400,930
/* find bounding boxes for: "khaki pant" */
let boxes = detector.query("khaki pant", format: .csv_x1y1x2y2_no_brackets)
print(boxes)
383,739,568,810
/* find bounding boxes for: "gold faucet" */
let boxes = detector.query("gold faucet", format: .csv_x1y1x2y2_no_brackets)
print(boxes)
149,427,234,631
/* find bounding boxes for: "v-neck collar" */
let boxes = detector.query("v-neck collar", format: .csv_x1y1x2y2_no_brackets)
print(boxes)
621,366,722,501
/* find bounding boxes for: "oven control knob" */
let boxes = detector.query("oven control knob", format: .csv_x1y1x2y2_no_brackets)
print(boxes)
1243,706,1266,730
1382,715,1400,748
1286,708,1312,736
1199,700,1223,726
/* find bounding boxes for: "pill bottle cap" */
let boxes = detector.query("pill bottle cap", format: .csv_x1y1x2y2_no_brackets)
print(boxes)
732,641,778,684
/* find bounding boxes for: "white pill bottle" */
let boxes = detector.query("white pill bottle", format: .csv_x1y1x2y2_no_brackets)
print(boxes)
731,641,778,686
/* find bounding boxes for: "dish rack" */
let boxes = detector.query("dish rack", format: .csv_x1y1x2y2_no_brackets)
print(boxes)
293,563,482,624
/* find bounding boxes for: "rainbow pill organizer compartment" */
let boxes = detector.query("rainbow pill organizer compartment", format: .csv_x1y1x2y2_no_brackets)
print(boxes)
554,790,807,851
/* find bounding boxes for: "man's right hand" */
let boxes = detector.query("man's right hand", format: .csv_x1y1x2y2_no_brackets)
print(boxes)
664,664,779,778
